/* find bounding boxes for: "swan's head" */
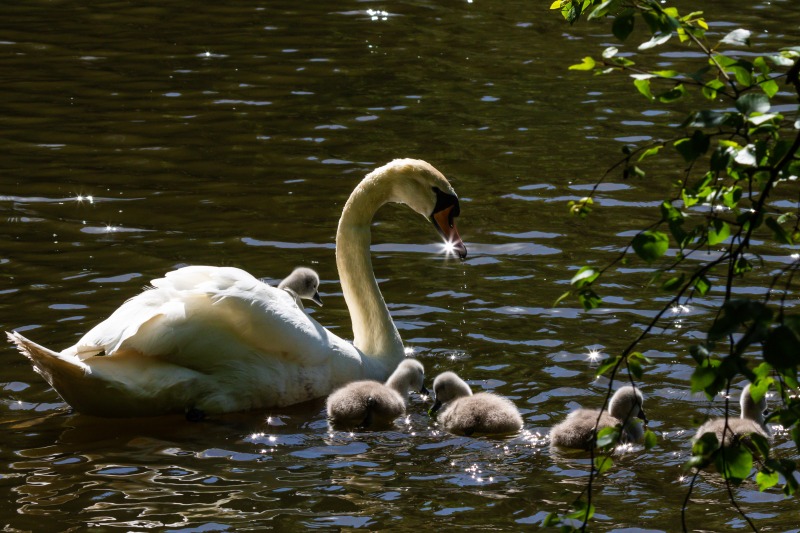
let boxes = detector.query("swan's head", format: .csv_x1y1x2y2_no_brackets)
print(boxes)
389,358,428,395
375,159,467,259
278,267,323,306
608,385,647,425
428,371,473,415
741,383,768,424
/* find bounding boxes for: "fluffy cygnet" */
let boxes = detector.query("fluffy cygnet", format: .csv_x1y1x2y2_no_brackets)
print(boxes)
277,267,323,309
326,358,427,429
550,385,647,450
429,371,523,436
693,384,770,447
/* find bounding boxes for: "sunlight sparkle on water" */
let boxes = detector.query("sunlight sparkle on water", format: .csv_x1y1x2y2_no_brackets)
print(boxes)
75,194,94,204
441,239,460,256
586,349,602,362
404,346,416,356
367,9,389,21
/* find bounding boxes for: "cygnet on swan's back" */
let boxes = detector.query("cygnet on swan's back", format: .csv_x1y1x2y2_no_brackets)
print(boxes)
429,371,523,436
550,385,647,450
693,383,770,447
326,358,427,429
277,267,323,309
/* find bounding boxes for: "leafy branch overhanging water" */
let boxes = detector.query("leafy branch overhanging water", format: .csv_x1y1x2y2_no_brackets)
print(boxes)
545,0,800,530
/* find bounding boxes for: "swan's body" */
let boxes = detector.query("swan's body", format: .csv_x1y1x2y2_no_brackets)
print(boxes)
326,358,427,428
429,371,523,436
693,384,770,447
277,267,323,309
550,386,647,450
7,159,466,417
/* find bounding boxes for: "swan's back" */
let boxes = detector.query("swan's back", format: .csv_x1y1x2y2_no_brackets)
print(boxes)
326,381,405,428
438,392,523,436
550,408,621,450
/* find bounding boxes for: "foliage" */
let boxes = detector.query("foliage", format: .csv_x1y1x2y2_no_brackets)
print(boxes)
548,0,800,529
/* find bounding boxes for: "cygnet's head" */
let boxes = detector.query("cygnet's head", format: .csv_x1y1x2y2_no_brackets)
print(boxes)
386,358,428,396
429,371,473,415
740,383,768,425
369,159,466,259
278,267,323,306
608,385,647,425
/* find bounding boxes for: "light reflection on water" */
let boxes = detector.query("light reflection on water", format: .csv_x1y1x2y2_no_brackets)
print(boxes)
2,0,800,530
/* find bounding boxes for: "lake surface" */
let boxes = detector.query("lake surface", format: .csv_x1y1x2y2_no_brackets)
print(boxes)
2,0,799,530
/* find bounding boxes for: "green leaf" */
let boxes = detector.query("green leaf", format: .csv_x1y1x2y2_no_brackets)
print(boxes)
638,144,663,161
644,429,657,450
708,219,730,246
578,289,602,311
570,56,596,71
765,216,793,245
760,78,779,98
716,446,753,480
596,355,622,377
612,11,635,41
692,431,720,456
628,358,643,378
565,501,595,522
639,32,672,50
570,266,599,287
661,274,685,291
735,93,770,115
690,364,719,394
749,432,772,459
633,78,654,100
720,29,752,47
674,131,710,162
694,275,711,296
651,69,679,78
594,455,613,475
656,83,686,103
632,230,669,263
702,79,726,100
708,299,772,342
588,0,616,20
757,469,780,491
763,324,800,370
596,426,620,448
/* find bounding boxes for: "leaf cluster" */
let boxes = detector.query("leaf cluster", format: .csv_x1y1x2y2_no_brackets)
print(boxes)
549,0,800,529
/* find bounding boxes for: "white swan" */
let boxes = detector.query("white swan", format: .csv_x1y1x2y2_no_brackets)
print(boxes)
693,384,770,447
429,371,523,436
277,267,323,309
7,158,466,417
326,358,427,429
550,385,647,450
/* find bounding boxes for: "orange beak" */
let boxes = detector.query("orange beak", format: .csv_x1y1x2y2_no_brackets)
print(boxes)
432,205,467,259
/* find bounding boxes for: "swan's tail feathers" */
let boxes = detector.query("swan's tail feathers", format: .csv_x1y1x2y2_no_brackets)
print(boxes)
6,331,90,387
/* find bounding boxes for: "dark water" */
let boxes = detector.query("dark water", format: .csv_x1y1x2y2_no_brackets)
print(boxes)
2,0,799,530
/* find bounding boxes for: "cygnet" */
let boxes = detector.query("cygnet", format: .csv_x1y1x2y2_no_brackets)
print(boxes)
429,371,523,436
326,358,427,429
550,385,647,450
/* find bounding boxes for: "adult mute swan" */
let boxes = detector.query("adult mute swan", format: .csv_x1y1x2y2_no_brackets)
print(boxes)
326,358,427,429
428,371,523,436
550,386,647,450
7,158,467,417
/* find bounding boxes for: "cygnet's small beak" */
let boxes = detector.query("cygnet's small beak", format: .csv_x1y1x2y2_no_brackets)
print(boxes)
428,399,442,416
311,292,323,307
638,408,649,425
431,206,467,259
420,384,429,396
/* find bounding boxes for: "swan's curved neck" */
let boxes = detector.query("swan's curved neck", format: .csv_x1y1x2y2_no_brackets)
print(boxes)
336,171,405,375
